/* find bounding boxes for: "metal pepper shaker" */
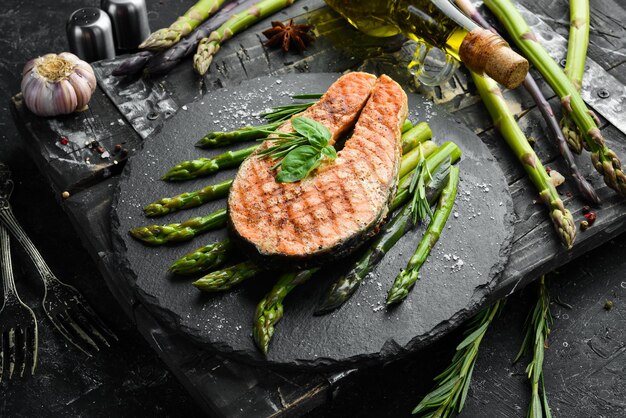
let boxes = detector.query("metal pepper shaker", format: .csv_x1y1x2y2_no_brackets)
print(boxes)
67,8,116,62
101,0,151,50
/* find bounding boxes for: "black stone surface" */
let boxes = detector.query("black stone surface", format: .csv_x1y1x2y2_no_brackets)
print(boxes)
112,73,514,368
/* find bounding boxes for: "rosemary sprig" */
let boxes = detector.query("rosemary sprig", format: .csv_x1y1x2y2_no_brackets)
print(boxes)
260,100,319,122
408,150,439,224
413,300,504,417
197,94,325,149
515,276,553,418
290,93,324,100
256,131,309,168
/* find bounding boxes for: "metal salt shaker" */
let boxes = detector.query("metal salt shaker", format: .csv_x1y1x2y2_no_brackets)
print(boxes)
67,8,116,62
101,0,151,50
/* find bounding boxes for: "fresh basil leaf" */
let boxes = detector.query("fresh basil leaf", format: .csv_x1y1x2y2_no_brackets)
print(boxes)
276,145,323,183
292,117,330,149
321,145,337,160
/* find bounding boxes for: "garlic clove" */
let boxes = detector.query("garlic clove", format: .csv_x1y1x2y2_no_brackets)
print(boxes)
53,79,78,115
22,59,37,77
74,65,97,92
21,71,37,97
40,83,59,117
26,78,48,116
58,52,81,64
68,72,93,110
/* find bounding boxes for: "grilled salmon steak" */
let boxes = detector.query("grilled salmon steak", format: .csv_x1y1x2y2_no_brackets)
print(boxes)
228,72,408,265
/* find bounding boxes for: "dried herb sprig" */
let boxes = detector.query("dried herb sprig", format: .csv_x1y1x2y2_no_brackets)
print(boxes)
515,276,553,418
413,300,505,417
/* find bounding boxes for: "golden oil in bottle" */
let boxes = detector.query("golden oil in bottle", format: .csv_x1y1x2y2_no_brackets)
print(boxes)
325,0,529,88
325,0,473,59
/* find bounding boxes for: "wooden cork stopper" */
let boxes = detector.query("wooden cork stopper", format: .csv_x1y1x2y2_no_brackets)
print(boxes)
460,28,528,89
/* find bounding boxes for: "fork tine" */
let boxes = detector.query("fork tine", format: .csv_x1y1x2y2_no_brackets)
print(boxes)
47,312,93,357
0,331,4,383
68,307,110,348
8,328,15,379
27,325,39,375
59,311,100,353
16,327,26,378
74,299,118,342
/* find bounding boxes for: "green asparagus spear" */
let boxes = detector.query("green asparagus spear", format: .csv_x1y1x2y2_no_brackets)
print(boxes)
194,0,298,75
560,0,590,154
129,208,227,245
144,179,232,217
386,166,460,305
484,0,626,196
472,72,576,249
163,145,258,181
169,239,232,275
140,0,228,50
192,260,262,291
315,149,460,315
144,0,254,75
196,121,283,148
401,122,432,155
399,140,438,179
402,119,413,133
396,141,462,202
253,268,318,354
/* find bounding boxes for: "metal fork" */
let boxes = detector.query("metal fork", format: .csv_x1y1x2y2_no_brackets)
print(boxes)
0,164,117,356
0,224,38,381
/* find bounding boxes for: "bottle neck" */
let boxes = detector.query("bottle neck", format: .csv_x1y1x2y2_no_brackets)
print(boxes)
429,0,478,31
392,0,478,55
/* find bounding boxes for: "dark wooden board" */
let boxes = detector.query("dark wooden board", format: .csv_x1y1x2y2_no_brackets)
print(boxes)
111,73,514,369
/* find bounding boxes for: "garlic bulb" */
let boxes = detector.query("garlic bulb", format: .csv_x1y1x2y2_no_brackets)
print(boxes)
21,52,97,117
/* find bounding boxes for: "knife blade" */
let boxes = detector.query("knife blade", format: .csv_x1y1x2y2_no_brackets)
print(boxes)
518,4,626,136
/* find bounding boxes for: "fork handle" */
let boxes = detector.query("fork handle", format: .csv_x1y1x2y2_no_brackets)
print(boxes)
0,206,56,286
0,223,19,298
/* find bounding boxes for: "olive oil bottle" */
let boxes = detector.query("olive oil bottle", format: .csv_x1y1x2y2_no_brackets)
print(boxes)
325,0,528,88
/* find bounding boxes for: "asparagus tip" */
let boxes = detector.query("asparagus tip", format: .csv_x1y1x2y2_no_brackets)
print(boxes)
143,205,168,217
386,269,417,305
253,328,270,355
554,208,576,250
571,173,601,206
139,29,181,51
314,296,344,316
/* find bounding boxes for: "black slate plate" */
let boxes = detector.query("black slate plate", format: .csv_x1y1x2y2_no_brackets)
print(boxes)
112,73,514,369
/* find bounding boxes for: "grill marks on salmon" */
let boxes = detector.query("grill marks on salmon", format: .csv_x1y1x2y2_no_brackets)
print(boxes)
228,73,408,264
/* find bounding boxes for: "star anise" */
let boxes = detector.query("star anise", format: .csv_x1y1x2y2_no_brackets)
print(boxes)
262,19,314,53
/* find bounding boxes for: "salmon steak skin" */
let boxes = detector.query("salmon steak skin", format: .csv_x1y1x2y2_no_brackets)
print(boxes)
228,72,408,267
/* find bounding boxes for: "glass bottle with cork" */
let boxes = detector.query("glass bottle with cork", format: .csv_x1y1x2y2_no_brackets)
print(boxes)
325,0,528,88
